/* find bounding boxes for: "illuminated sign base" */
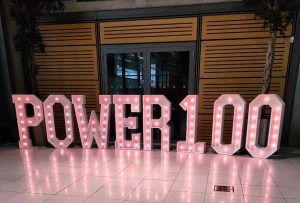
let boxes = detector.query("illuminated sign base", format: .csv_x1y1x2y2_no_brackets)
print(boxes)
12,94,284,159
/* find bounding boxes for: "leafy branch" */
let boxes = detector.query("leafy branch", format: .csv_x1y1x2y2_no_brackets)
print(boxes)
244,0,295,94
9,0,64,93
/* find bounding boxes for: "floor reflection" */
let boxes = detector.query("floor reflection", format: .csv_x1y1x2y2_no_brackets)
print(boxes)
0,147,299,202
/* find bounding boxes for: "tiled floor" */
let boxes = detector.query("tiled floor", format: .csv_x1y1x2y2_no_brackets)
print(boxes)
0,147,300,203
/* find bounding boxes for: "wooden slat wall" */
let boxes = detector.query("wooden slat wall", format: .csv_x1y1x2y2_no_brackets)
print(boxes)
202,13,292,40
34,23,99,143
39,23,96,46
198,14,292,145
34,46,98,80
200,38,290,78
100,17,197,44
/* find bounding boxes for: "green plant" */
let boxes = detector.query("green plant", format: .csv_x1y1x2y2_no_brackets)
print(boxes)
10,0,64,92
244,0,295,94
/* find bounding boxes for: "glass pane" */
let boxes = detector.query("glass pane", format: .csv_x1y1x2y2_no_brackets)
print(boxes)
107,53,144,94
150,51,190,142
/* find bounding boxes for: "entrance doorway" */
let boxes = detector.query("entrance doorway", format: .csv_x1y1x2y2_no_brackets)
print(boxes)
101,42,196,147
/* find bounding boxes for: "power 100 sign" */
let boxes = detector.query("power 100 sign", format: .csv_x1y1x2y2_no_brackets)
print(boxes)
12,94,285,159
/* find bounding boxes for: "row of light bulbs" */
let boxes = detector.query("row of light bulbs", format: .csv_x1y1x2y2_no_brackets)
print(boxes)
12,93,284,159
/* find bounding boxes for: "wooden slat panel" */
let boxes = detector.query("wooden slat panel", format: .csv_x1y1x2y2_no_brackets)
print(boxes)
34,46,98,80
36,80,99,112
198,13,292,144
200,38,290,78
39,23,96,46
100,17,197,44
198,78,285,115
202,14,292,40
35,22,99,145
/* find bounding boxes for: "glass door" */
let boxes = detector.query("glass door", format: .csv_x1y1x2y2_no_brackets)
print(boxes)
149,50,192,144
101,43,196,147
102,48,146,142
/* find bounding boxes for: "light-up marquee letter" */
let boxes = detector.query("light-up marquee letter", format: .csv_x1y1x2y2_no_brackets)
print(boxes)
43,95,74,148
211,94,246,155
12,95,44,148
72,95,111,149
177,95,206,153
113,95,141,150
143,95,171,151
246,94,284,159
